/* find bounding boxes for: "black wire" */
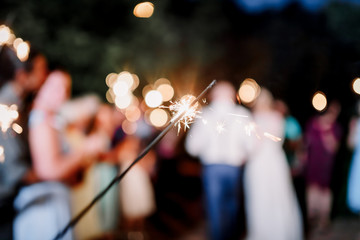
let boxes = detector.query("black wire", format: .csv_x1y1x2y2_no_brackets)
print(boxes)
53,79,216,240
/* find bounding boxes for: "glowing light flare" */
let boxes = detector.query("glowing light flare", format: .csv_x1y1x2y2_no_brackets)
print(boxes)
6,33,15,45
0,25,11,45
12,123,23,134
117,71,134,89
0,146,4,163
131,74,140,90
238,78,260,104
13,38,23,49
133,2,154,18
125,106,141,122
312,91,327,112
352,78,360,95
0,104,19,132
154,78,171,88
167,94,200,134
145,90,163,108
115,94,132,109
106,89,115,104
142,85,153,98
149,109,168,127
157,84,174,102
16,41,30,62
113,80,130,97
122,120,137,135
105,73,118,87
264,132,282,142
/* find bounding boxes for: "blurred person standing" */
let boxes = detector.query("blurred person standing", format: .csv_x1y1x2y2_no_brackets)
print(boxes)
13,70,104,240
185,81,255,240
347,100,360,214
244,88,303,240
304,100,342,233
0,46,48,240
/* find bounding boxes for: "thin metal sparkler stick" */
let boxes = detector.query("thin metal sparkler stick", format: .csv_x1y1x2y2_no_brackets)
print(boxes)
54,79,216,240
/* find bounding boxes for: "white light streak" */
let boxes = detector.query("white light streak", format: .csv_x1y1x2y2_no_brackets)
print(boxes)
264,132,282,142
227,113,249,118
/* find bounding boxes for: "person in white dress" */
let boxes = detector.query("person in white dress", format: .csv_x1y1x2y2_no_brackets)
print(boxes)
244,88,303,240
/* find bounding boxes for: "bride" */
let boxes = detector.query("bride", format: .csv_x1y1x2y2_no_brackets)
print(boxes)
244,88,303,240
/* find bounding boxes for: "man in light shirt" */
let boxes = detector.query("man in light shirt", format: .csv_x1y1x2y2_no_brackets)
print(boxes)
185,81,255,240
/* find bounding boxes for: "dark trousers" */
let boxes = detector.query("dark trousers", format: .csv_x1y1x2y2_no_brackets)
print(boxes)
202,164,243,240
0,197,15,240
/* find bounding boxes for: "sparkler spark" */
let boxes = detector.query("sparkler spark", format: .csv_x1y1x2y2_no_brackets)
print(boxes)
264,132,282,142
163,94,201,134
216,121,226,134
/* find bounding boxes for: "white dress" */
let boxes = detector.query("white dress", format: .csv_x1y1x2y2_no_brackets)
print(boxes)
119,160,156,219
245,111,303,240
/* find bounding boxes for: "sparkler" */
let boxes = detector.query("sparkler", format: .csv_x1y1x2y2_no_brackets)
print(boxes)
163,94,201,134
53,80,217,240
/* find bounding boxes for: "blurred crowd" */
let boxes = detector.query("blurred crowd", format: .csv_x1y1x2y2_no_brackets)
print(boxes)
0,46,359,240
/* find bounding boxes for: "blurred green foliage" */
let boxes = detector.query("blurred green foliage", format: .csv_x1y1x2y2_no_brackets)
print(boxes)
0,0,228,97
1,0,360,103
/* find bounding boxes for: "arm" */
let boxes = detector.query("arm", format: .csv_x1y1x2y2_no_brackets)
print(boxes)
185,119,206,157
29,122,89,182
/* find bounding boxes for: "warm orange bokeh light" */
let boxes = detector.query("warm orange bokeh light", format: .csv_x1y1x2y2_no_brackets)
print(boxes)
145,90,163,108
149,109,168,127
238,78,260,104
133,2,154,18
352,78,360,95
312,91,327,112
157,84,174,102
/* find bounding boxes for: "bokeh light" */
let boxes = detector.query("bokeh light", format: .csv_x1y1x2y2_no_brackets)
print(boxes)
115,94,133,109
106,89,115,103
154,78,171,88
122,120,137,135
157,84,174,102
0,104,19,132
145,90,163,108
133,2,154,18
16,41,30,61
125,105,141,122
113,80,130,97
142,84,153,98
149,109,168,127
12,123,23,134
312,91,327,112
13,38,23,49
105,73,118,87
238,78,260,104
352,78,360,95
131,74,140,90
117,71,134,88
0,25,11,45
